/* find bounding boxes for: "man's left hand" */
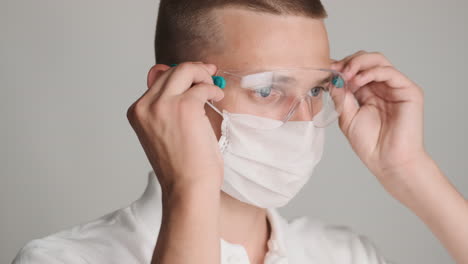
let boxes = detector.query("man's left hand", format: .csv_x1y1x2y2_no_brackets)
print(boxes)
331,51,427,189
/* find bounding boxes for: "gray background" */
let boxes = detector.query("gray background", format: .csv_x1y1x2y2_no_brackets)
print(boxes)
1,0,467,263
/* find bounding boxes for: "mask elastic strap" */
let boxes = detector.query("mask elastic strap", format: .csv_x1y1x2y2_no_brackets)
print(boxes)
206,101,223,116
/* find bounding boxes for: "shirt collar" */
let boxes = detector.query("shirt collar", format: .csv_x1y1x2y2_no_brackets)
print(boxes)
131,170,162,234
132,170,289,257
266,207,288,257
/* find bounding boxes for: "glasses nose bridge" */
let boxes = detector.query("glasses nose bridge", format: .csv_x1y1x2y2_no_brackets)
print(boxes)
284,96,313,122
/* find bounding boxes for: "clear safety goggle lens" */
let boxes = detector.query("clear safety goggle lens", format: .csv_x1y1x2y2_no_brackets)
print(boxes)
208,68,347,129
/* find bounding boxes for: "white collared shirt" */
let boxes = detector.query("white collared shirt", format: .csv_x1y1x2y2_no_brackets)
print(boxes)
13,171,393,264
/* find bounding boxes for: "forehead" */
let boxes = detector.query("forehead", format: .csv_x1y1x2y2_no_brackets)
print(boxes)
207,7,331,71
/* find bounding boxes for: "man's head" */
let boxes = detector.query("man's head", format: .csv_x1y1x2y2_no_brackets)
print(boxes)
148,0,332,208
152,0,331,139
154,0,329,70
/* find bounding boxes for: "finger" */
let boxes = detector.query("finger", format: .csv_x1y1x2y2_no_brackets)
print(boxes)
160,62,217,97
352,66,412,93
342,52,393,80
338,90,360,135
331,50,367,72
330,58,343,71
329,58,339,70
146,61,206,90
353,85,375,106
145,62,215,99
181,83,225,109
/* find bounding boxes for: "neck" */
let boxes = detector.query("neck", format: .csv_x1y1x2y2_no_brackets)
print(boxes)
219,191,270,264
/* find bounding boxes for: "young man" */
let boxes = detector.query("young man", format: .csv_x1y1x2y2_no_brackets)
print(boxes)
13,0,468,264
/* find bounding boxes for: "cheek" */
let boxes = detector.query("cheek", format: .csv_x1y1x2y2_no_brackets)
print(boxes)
205,104,223,141
313,98,323,116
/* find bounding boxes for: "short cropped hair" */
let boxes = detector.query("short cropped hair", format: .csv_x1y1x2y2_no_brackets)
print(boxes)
154,0,327,64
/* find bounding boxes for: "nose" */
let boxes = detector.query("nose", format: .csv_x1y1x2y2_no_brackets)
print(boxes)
288,98,314,122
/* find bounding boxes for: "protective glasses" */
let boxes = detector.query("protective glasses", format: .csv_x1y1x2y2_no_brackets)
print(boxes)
170,65,347,129
210,67,347,128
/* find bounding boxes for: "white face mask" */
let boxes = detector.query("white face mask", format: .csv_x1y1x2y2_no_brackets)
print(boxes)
212,106,325,208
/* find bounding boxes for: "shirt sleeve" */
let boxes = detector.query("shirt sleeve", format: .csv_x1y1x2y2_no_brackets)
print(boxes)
321,224,396,264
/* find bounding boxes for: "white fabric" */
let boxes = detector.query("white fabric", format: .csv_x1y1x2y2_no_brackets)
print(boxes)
218,109,325,208
13,171,393,264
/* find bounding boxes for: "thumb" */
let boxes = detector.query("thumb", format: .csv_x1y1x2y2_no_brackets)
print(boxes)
184,83,225,104
338,90,359,136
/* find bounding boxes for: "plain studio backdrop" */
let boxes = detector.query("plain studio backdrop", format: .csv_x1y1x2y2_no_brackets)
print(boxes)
1,0,467,263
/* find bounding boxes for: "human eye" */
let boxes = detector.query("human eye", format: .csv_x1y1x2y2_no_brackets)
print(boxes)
248,85,283,104
254,86,273,98
252,85,284,98
309,86,325,97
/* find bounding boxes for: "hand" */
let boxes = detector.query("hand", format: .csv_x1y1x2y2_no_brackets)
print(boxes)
126,62,225,197
332,51,468,264
331,51,427,186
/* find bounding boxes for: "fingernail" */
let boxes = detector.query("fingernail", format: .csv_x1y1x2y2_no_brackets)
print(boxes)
206,64,217,74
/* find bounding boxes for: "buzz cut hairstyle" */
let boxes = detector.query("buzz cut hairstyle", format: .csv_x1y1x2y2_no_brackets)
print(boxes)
154,0,328,65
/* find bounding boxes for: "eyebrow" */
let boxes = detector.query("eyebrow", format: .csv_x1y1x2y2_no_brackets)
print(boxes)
274,75,332,86
274,75,296,84
318,76,332,84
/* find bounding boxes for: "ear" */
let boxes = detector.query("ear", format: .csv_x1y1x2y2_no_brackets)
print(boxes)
147,64,171,89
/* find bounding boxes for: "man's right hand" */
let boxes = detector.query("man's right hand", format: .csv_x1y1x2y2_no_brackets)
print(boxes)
126,62,225,264
126,62,225,197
